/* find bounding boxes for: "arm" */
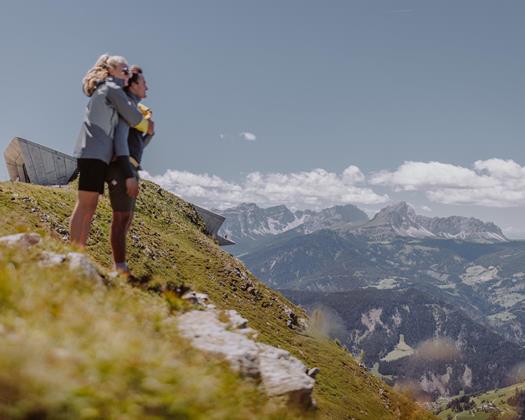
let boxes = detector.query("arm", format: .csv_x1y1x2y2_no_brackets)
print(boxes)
113,118,134,180
114,118,130,157
106,83,150,133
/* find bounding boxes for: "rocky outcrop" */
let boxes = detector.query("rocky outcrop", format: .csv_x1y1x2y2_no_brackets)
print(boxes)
0,233,102,280
0,232,41,248
177,298,316,408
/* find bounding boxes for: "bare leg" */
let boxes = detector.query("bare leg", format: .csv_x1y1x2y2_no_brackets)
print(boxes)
70,191,100,247
110,211,133,271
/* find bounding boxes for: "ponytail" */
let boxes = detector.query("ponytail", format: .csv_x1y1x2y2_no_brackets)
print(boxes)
82,54,128,97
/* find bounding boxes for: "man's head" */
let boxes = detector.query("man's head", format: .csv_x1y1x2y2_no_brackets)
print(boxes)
127,65,148,99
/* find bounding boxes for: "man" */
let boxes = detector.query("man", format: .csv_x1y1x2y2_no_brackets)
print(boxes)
107,66,154,275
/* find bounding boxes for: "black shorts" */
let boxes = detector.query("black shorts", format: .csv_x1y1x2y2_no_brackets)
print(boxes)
77,158,108,194
106,161,139,212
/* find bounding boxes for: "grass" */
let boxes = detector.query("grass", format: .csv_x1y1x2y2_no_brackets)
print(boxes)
0,180,435,419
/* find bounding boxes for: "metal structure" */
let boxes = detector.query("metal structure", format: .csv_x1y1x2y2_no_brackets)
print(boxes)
3,137,234,246
193,205,235,246
4,137,78,185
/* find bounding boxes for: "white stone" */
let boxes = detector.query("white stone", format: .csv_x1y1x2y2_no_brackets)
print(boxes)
177,307,315,407
226,309,248,329
0,232,41,248
181,291,210,306
67,252,100,279
177,310,260,377
257,342,315,402
39,251,66,267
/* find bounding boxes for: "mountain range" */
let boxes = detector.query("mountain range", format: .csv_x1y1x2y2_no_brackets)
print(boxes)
216,202,369,255
218,201,507,256
352,202,507,243
218,201,524,399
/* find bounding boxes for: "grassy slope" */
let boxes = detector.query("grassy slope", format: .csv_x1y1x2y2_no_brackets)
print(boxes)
0,180,434,419
436,382,525,419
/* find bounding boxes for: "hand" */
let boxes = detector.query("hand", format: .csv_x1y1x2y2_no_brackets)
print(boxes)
147,120,155,135
126,177,139,198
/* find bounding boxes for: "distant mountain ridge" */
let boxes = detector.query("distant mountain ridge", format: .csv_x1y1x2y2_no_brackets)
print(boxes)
352,202,508,243
216,202,369,254
219,201,508,255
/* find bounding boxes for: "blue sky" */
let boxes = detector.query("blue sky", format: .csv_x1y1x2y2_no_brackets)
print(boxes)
1,1,525,236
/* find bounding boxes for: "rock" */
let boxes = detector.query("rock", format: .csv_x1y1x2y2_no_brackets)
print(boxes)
0,232,41,248
67,252,100,279
226,309,248,329
181,291,210,306
177,310,260,378
307,367,320,378
257,343,315,406
39,251,66,267
282,305,302,329
177,307,316,408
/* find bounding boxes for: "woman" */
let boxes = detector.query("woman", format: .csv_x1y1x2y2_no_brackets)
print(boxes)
70,54,152,247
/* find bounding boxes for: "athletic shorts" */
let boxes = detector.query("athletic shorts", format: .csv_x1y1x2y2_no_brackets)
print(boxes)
77,158,108,194
106,161,139,212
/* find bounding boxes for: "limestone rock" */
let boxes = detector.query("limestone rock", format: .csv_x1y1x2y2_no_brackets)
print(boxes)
225,309,248,329
177,310,260,378
39,251,66,267
177,306,316,408
67,252,100,279
257,342,315,405
0,232,41,248
181,291,210,306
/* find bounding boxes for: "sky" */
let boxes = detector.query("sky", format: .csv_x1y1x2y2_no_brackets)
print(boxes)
1,1,525,236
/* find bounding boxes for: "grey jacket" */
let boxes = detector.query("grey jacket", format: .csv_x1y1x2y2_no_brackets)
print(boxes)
114,92,154,166
74,77,144,164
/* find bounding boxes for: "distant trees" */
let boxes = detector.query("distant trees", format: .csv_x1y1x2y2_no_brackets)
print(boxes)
446,395,476,413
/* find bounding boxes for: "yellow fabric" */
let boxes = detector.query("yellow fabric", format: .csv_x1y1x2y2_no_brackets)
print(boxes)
138,103,152,120
134,117,149,133
129,156,140,168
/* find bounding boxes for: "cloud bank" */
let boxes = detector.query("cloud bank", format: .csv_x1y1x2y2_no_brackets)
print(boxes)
143,158,525,210
142,165,388,210
370,159,525,207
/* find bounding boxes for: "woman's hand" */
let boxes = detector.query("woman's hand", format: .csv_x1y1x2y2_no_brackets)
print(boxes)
147,120,155,135
126,177,139,198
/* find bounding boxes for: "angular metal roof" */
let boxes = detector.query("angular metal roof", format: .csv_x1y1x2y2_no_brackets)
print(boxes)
4,137,77,185
193,205,235,246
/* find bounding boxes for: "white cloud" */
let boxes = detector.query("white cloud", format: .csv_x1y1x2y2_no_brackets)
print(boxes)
239,132,256,141
370,159,525,207
141,166,389,210
142,158,525,211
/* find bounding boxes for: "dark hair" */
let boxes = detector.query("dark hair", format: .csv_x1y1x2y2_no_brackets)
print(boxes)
128,65,143,86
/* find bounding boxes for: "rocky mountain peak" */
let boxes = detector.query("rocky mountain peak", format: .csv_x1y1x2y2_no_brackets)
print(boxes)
355,202,508,243
372,201,417,223
218,202,369,248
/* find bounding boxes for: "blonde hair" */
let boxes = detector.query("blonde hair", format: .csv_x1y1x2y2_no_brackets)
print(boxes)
82,54,128,97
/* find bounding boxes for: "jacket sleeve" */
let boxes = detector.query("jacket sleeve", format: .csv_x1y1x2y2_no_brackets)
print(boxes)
114,118,130,157
105,84,149,132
